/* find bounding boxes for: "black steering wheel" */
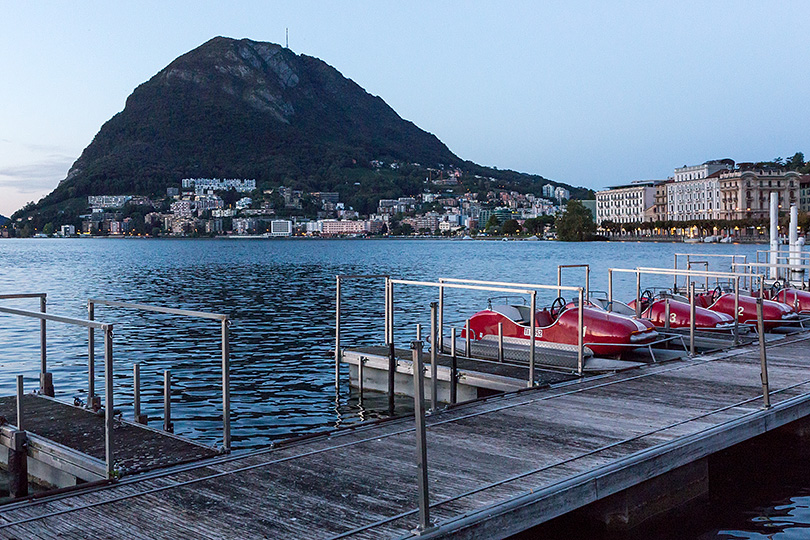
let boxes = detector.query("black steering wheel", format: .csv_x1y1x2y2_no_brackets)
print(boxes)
640,289,654,306
550,296,567,321
711,285,723,303
770,280,784,298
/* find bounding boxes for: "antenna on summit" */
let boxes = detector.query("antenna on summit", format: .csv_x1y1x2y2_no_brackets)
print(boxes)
286,28,289,49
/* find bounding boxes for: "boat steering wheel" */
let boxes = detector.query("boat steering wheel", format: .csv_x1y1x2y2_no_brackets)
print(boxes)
550,296,567,321
711,285,723,303
770,280,784,298
640,289,654,306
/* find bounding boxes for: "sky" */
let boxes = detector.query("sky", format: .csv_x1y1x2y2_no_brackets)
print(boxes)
1,0,809,217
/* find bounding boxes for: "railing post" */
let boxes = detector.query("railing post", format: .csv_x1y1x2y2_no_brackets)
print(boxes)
585,266,590,303
664,298,671,330
608,269,614,311
430,302,438,411
689,282,696,356
103,324,114,478
757,297,770,409
577,289,584,376
529,291,536,387
88,301,96,406
221,318,231,451
450,328,458,405
416,324,422,342
133,363,147,424
733,277,740,345
557,266,562,298
465,319,471,358
410,340,434,535
388,281,396,416
10,375,28,499
497,322,504,363
635,271,642,318
16,375,24,432
384,278,390,345
335,276,341,394
163,370,173,433
39,296,53,397
438,283,444,351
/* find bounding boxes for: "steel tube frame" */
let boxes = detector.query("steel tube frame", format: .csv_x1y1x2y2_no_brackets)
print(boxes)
133,363,141,423
430,302,438,412
0,305,116,476
756,298,771,409
16,375,23,432
88,299,231,451
450,328,458,404
88,302,95,400
39,297,46,392
163,370,172,433
410,341,433,534
689,282,696,356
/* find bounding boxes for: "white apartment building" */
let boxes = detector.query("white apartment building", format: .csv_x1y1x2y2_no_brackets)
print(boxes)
595,181,660,224
665,160,732,221
321,220,368,235
270,220,293,237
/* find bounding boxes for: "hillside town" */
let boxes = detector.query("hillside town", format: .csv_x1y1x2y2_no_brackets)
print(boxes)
5,157,810,240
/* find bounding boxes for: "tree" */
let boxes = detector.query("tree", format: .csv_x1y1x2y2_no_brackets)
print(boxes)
556,200,596,241
42,223,54,236
501,219,521,235
485,215,500,229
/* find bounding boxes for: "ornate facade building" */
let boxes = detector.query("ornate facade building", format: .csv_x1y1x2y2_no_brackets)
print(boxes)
718,169,801,220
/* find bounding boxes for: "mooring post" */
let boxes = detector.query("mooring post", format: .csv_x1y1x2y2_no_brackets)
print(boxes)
10,376,27,498
497,322,504,363
757,297,771,409
133,363,147,424
88,301,96,407
39,296,54,397
163,370,173,433
410,340,434,535
450,328,458,405
103,324,114,478
430,302,438,411
221,318,231,451
416,324,421,342
689,282,696,356
388,281,396,416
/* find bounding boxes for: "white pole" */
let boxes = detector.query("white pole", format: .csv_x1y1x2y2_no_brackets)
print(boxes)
770,192,779,280
790,205,801,283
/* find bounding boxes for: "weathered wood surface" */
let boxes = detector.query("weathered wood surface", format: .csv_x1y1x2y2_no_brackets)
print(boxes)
0,395,219,474
2,333,810,539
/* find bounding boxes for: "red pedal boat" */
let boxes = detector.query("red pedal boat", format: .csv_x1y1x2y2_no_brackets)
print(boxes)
695,287,797,330
463,298,659,357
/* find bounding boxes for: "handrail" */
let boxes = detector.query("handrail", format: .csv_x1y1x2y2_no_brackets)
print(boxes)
88,299,227,321
0,293,47,300
0,306,107,329
88,299,231,451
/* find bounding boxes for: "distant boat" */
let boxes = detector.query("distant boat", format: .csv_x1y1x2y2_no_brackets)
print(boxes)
526,235,540,241
684,238,701,244
719,236,733,243
462,235,473,240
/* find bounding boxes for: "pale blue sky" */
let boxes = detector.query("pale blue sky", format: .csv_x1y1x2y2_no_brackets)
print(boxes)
1,1,809,217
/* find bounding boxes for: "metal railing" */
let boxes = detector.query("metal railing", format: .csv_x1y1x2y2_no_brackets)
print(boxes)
0,305,116,477
673,253,748,292
439,278,587,376
87,299,231,451
731,261,810,288
0,294,52,395
557,264,590,300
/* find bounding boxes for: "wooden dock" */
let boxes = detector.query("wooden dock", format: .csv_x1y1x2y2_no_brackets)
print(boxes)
1,332,810,539
0,395,219,487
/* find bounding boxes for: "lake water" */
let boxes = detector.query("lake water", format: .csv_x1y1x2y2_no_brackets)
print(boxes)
0,237,805,537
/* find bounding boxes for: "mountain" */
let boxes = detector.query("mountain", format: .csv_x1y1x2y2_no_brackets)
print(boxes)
16,37,587,223
0,214,7,226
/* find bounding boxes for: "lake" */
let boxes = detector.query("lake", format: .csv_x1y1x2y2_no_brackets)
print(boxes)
0,237,804,538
